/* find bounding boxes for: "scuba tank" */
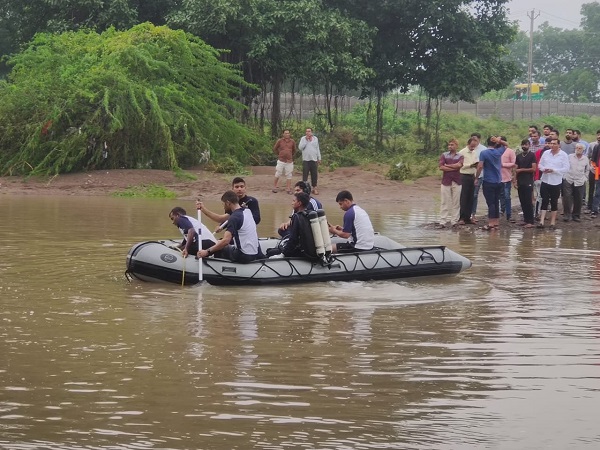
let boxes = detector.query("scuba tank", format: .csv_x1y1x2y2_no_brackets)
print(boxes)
307,210,325,258
317,209,332,258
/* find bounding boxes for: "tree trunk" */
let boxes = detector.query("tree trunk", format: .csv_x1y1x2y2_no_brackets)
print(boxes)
271,76,282,139
434,97,442,151
289,79,296,120
424,95,433,152
324,81,334,131
375,89,384,147
258,83,266,133
416,87,423,136
365,94,374,142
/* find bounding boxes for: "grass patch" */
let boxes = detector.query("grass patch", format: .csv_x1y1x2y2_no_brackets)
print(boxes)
173,168,197,181
112,184,177,198
205,156,251,175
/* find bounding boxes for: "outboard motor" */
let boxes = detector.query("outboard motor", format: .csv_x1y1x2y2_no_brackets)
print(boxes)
317,209,332,260
307,210,325,259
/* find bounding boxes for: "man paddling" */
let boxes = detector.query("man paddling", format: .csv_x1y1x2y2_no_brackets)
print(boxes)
196,190,261,263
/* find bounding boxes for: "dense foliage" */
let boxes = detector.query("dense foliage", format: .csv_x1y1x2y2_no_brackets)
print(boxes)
4,0,590,174
168,0,375,137
0,23,266,175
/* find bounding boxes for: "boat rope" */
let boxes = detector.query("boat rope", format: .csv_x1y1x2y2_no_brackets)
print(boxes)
202,246,449,283
126,240,451,284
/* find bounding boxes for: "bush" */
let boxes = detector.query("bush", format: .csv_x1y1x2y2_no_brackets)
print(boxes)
0,23,264,175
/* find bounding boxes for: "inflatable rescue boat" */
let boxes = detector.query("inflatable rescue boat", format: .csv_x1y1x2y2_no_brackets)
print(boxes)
125,234,472,286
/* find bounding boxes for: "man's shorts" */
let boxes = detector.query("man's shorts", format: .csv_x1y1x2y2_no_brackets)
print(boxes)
275,160,294,179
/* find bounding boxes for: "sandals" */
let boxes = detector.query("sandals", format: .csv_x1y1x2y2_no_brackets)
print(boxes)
523,223,535,229
286,190,293,195
272,188,278,193
481,225,498,231
457,220,466,225
312,188,319,195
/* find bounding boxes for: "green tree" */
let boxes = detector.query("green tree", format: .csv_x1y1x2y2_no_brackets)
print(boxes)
327,0,518,148
0,0,179,76
169,0,373,137
0,23,263,175
581,1,600,29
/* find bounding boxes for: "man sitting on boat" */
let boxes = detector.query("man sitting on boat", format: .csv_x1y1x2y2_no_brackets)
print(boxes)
328,190,375,253
169,207,217,257
277,180,323,237
196,190,262,263
268,192,319,259
196,177,260,232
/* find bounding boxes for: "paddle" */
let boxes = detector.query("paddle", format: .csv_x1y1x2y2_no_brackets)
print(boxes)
197,200,204,283
181,255,186,286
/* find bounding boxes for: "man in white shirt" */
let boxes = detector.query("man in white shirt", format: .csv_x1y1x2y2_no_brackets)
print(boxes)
562,144,589,222
298,127,322,195
538,138,570,229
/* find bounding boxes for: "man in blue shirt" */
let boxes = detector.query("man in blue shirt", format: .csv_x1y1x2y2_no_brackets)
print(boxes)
475,136,508,230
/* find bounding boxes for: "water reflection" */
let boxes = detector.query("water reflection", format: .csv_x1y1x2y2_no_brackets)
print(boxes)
1,195,599,449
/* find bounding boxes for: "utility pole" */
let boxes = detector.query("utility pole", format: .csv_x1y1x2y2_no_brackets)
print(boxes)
527,9,540,101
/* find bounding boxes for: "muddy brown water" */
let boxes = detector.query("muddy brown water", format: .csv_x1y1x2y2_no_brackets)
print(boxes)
1,195,599,449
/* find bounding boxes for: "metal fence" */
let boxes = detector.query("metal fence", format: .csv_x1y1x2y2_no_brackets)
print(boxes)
255,93,600,120
393,99,600,120
253,93,362,121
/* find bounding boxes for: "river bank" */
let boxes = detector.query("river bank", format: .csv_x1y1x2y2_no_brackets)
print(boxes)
2,165,598,231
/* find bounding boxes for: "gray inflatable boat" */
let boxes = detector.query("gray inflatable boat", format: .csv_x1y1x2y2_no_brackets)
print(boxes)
125,235,472,286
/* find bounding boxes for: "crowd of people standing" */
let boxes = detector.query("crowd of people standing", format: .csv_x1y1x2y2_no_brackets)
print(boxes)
438,125,600,231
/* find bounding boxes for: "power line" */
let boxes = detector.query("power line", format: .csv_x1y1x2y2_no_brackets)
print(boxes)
508,7,582,30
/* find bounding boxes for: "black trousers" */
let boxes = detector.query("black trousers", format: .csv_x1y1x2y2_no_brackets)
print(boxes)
540,182,561,211
517,184,534,224
303,160,318,188
587,171,596,209
459,174,475,221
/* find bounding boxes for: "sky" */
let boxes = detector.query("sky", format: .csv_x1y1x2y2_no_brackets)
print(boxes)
507,0,586,31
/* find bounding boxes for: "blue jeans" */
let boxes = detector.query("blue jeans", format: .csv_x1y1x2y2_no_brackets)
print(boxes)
592,180,600,213
499,181,512,219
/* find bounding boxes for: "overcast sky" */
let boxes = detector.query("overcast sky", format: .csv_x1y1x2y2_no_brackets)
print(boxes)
507,0,586,31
